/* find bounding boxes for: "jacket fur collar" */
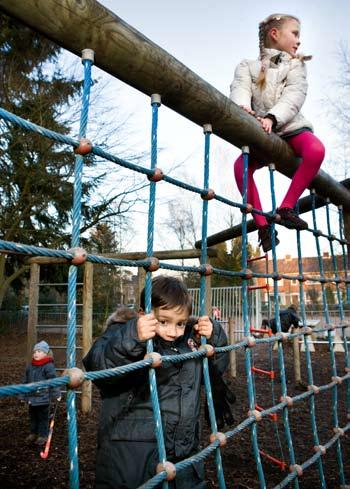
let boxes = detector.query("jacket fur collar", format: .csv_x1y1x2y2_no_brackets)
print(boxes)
263,48,311,64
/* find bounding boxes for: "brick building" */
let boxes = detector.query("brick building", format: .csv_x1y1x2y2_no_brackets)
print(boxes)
251,252,347,307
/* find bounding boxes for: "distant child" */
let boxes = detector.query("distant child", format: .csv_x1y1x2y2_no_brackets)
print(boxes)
22,340,61,445
230,13,325,252
83,275,232,489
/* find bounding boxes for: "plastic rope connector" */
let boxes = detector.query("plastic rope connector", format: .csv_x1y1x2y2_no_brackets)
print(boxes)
331,376,343,385
307,384,320,394
144,352,162,368
201,188,216,200
209,432,227,447
74,138,92,155
244,336,256,348
241,268,253,280
248,409,262,422
333,427,345,436
147,168,164,182
62,367,85,389
276,332,290,342
143,257,160,272
290,464,303,476
200,264,213,276
199,344,215,357
314,445,326,455
68,247,88,265
280,395,294,407
156,461,176,481
240,203,253,214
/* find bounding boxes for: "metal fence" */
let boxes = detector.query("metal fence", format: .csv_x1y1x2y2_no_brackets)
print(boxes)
188,286,261,341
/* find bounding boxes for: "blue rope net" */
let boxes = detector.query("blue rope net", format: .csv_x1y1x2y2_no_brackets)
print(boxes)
0,52,349,489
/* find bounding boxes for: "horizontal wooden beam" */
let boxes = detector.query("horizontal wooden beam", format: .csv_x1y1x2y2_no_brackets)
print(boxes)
104,248,218,260
21,248,217,264
0,0,350,211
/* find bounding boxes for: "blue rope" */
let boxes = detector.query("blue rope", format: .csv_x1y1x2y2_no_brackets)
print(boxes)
268,164,299,489
144,96,168,489
241,148,266,488
66,55,93,489
199,125,226,488
311,190,346,485
295,202,326,487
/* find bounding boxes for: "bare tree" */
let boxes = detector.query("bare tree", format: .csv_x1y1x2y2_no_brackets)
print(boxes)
323,42,350,179
162,199,198,264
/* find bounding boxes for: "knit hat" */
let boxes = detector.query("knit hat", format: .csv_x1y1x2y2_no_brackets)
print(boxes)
33,340,50,354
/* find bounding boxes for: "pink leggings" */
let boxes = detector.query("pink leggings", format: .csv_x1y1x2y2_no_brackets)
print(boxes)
234,131,325,228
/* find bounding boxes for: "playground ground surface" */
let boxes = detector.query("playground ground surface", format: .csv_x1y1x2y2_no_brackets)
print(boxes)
0,331,349,489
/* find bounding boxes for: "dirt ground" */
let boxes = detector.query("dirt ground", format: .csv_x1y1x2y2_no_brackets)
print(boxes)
0,332,349,489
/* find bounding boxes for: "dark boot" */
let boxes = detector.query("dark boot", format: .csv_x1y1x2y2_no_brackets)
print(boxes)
277,207,308,230
258,225,280,252
35,436,47,446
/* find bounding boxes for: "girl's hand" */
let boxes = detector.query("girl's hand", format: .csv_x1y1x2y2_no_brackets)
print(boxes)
137,313,158,341
257,117,273,134
240,105,255,116
194,316,213,340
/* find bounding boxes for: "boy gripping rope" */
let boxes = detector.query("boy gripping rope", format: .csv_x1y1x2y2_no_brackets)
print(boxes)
83,275,234,489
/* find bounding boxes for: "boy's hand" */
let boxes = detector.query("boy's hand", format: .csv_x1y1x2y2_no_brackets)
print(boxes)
257,116,273,134
193,316,213,340
137,313,158,341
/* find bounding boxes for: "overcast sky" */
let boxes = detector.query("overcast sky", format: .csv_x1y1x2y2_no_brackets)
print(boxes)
93,0,350,259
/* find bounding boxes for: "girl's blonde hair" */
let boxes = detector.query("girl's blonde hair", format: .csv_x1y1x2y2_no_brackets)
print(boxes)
257,13,301,89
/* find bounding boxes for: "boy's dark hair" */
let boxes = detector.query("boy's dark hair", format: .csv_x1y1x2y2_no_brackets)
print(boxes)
140,275,192,314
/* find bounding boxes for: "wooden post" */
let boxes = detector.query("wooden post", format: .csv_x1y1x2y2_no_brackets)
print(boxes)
81,262,93,414
27,263,40,362
228,318,236,378
292,326,302,385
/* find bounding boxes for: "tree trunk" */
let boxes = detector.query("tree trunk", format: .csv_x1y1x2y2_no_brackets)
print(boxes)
0,254,28,309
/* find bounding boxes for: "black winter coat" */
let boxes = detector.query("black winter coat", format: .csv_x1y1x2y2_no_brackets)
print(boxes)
267,308,300,334
23,360,60,406
83,314,228,489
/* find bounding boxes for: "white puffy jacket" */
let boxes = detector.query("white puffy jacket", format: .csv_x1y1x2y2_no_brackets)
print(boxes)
229,48,313,136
